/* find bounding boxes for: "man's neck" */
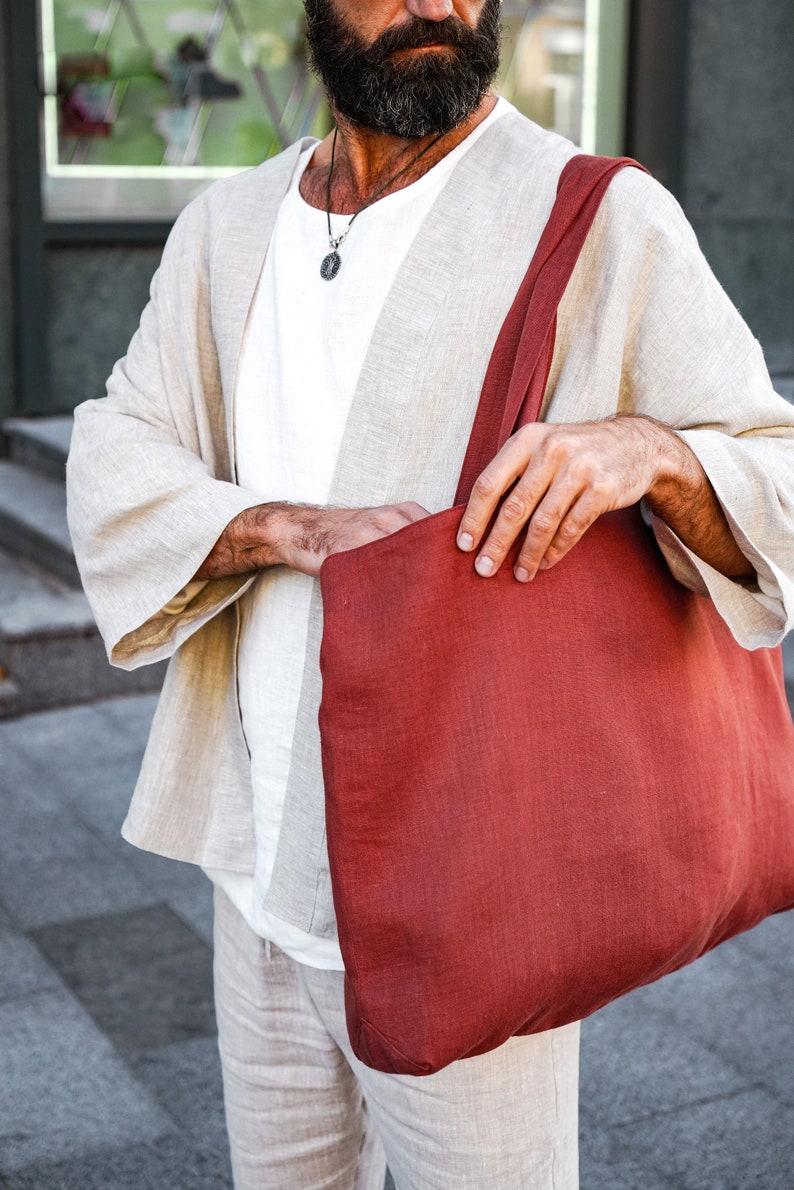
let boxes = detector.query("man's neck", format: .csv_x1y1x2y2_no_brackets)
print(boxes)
301,90,498,214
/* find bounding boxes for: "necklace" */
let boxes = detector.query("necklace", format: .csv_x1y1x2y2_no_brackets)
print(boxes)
320,128,445,281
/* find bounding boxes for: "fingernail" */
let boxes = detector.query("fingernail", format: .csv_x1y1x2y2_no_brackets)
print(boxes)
475,556,494,577
458,532,474,551
539,558,551,570
515,566,530,583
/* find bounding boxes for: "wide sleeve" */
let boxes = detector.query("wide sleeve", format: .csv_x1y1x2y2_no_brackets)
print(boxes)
649,355,794,650
605,170,794,649
66,193,263,670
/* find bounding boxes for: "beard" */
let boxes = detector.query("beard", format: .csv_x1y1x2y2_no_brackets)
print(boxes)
303,0,502,139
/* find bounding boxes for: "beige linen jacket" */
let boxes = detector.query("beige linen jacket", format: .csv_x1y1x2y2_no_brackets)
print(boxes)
67,112,794,940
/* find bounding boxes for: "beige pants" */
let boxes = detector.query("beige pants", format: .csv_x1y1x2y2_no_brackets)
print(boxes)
213,888,580,1190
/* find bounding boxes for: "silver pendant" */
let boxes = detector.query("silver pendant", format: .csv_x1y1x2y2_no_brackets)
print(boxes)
321,250,342,281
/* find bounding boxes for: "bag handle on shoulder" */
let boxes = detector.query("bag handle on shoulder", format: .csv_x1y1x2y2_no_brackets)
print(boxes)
454,154,647,506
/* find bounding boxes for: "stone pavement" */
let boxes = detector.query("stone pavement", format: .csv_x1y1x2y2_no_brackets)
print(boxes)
0,694,793,1189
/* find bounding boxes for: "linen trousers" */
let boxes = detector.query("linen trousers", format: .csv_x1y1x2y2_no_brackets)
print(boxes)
213,888,580,1190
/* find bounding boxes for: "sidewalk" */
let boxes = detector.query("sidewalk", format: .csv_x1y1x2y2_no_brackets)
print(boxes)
0,694,792,1188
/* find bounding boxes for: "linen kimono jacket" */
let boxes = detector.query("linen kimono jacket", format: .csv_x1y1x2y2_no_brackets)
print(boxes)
66,112,794,942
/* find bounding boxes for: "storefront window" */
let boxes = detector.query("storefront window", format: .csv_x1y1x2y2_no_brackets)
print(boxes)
501,3,586,146
499,0,630,156
38,0,628,222
39,0,326,219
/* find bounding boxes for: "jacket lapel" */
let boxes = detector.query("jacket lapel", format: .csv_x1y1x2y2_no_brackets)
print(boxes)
327,113,573,511
211,138,314,478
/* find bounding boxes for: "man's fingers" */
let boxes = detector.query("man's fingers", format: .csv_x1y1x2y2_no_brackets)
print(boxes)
476,480,580,578
472,469,573,577
472,470,609,580
515,492,601,580
457,419,659,579
457,428,539,552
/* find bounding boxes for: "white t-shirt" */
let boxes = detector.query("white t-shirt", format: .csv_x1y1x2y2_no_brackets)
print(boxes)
207,99,511,968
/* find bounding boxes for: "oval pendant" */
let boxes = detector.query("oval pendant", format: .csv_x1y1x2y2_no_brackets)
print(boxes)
320,250,342,281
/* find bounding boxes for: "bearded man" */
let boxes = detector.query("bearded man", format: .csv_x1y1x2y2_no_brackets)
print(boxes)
67,1,794,1187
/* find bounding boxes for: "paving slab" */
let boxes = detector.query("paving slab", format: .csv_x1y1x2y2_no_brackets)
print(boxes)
0,769,158,928
0,786,125,866
730,907,794,977
0,696,151,846
623,935,794,1109
0,990,173,1172
129,1036,228,1151
579,989,752,1129
3,1135,232,1190
0,694,212,940
604,1086,794,1190
31,905,217,1054
0,697,106,752
96,690,160,735
0,852,159,931
124,847,216,946
0,930,63,1002
34,734,151,842
579,1115,677,1189
166,882,216,947
1,692,793,1188
0,742,45,809
0,700,126,809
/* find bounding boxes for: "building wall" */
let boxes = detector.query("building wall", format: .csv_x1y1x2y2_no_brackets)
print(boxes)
0,10,15,421
681,0,794,373
1,2,791,419
46,247,161,410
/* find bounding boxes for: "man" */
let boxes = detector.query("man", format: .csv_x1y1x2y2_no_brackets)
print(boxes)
66,1,794,1186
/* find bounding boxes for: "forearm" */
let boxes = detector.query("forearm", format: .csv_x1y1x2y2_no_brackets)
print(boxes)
641,419,754,579
194,503,316,580
195,500,430,580
459,414,757,583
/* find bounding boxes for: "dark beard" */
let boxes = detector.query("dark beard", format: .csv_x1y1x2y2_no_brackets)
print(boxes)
303,0,502,139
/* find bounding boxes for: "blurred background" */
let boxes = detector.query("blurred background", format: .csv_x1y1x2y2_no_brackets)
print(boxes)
0,2,792,1188
0,0,791,426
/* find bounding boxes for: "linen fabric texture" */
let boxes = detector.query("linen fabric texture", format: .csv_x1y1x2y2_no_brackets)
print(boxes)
66,111,794,949
207,101,510,969
213,887,580,1190
318,155,794,1076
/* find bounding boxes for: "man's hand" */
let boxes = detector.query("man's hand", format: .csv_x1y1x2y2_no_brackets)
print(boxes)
456,416,754,581
195,501,430,580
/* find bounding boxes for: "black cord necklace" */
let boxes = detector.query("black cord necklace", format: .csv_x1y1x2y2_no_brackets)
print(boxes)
320,127,446,281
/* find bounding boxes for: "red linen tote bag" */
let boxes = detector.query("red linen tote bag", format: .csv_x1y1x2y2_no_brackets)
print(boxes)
318,154,794,1077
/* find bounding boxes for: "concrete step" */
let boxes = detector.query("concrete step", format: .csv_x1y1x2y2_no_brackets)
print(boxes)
0,547,164,718
0,460,79,586
0,541,70,605
0,583,164,719
0,420,167,717
2,416,72,483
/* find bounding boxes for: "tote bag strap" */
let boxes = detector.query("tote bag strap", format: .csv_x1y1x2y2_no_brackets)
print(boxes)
454,154,648,506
